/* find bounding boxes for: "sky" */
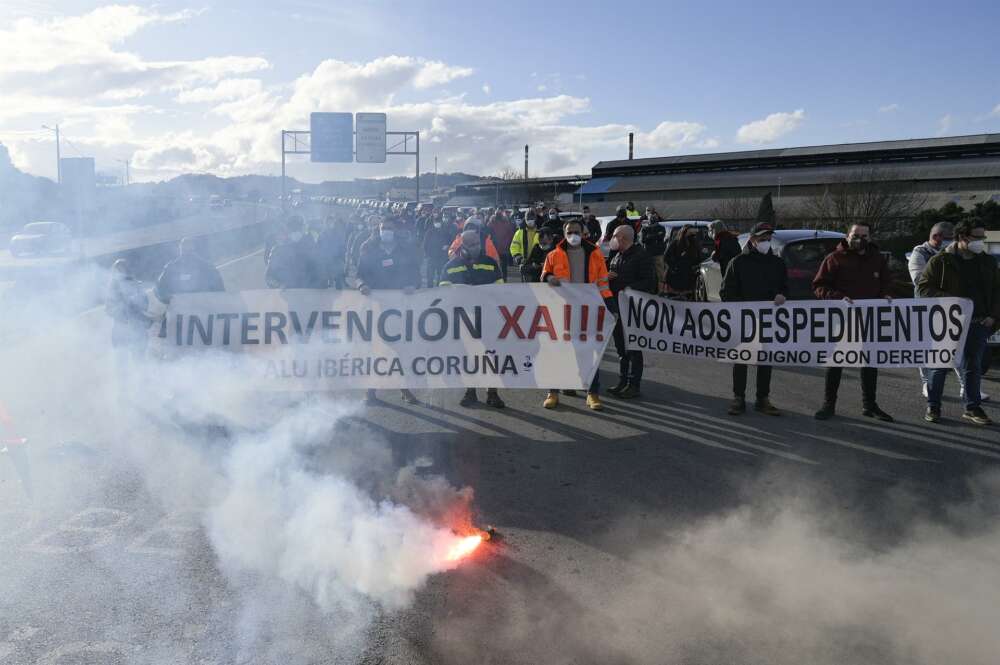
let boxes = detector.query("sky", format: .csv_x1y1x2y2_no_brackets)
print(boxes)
2,0,1000,183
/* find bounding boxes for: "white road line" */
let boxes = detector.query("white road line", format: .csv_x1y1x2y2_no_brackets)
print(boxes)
871,419,1000,451
791,431,933,462
850,422,1000,460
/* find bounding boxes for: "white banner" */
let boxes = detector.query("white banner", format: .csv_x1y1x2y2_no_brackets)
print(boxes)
164,284,615,390
619,290,973,368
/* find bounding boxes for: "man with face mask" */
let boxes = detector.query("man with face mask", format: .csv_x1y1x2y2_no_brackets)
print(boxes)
607,225,656,398
521,227,556,283
422,212,457,287
720,223,787,416
918,219,1000,425
510,213,540,267
541,207,563,237
265,216,322,289
541,219,613,410
812,223,894,422
357,217,421,405
439,229,506,409
448,217,500,262
639,207,667,286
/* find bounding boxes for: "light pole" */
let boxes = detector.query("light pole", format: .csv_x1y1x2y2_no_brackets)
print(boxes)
41,124,60,184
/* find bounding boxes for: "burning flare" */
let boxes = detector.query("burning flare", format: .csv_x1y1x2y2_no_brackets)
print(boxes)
445,533,483,562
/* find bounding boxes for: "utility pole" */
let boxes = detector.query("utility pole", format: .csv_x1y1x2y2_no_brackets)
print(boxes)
524,145,529,180
415,131,420,203
434,156,438,191
42,124,61,184
628,132,634,160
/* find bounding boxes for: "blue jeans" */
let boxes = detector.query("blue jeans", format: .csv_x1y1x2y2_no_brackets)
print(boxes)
927,322,990,410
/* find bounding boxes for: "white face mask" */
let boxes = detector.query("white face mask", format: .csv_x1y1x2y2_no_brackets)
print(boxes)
967,240,987,254
380,229,394,243
526,219,536,228
755,240,771,254
433,222,442,228
609,237,621,251
566,233,582,247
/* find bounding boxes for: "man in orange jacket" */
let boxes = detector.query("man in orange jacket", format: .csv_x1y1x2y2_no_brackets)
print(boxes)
540,218,612,411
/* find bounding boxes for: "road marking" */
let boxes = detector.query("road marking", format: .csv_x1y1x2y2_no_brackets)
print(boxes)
25,507,132,554
850,422,1000,460
791,431,933,461
871,419,1000,451
596,409,755,456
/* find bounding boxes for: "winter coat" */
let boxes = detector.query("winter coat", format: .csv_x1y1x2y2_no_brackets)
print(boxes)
907,241,938,284
155,254,224,303
812,239,891,300
712,231,742,276
106,276,150,347
356,239,421,290
521,243,554,283
510,226,539,261
609,244,657,295
422,222,458,265
662,239,701,294
488,216,517,257
917,244,1000,329
541,240,612,298
721,245,788,302
266,236,323,288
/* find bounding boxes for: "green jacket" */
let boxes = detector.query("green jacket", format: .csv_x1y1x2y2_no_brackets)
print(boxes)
917,245,1000,329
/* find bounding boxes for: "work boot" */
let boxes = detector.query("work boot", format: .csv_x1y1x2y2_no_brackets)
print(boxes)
862,404,894,422
962,407,992,426
485,389,505,409
562,389,579,397
607,381,628,397
543,391,559,409
814,402,836,420
400,389,418,405
924,406,941,423
586,393,604,411
727,397,746,415
754,399,780,416
460,389,478,408
618,384,641,400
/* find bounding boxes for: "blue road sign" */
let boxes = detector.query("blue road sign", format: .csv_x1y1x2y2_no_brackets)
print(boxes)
310,112,353,163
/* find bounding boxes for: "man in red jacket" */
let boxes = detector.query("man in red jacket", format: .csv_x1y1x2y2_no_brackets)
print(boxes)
812,223,894,422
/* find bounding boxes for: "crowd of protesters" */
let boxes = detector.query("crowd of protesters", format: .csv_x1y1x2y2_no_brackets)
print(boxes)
105,199,1000,427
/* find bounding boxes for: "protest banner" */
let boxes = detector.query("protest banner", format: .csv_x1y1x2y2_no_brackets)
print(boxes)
619,289,972,368
164,284,615,390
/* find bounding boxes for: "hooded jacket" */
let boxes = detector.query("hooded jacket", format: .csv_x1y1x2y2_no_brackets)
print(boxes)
812,239,891,300
721,243,788,302
917,243,1000,329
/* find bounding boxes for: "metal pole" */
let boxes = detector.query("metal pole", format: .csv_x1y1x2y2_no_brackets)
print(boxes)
524,145,528,179
280,130,286,213
415,131,420,203
628,132,634,160
434,156,438,191
55,125,61,184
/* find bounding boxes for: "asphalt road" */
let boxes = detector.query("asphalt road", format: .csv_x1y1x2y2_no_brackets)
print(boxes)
1,249,999,665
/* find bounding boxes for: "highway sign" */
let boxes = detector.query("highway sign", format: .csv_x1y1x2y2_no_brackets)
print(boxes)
356,113,387,163
310,112,353,163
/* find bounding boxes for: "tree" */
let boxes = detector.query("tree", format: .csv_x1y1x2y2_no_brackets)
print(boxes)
803,166,927,232
755,192,775,226
707,197,759,227
495,166,522,181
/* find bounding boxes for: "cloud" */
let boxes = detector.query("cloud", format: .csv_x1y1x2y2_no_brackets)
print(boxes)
536,84,547,92
481,84,491,95
736,109,805,145
176,79,265,104
639,121,720,153
879,103,901,113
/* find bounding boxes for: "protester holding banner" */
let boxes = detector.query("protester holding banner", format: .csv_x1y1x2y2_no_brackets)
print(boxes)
541,218,612,410
266,216,323,289
439,229,506,409
720,223,787,416
812,224,894,422
357,217,421,405
661,225,702,299
155,236,224,303
918,220,1000,425
607,225,656,399
520,227,556,283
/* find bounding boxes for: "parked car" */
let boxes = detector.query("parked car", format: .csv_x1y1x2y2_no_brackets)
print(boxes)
695,229,845,302
9,222,74,258
594,218,713,257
